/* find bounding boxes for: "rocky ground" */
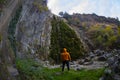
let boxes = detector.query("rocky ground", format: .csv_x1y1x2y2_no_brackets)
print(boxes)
39,49,111,70
37,49,120,80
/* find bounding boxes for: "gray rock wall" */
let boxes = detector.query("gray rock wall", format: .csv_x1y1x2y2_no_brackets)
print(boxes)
15,0,52,60
0,0,22,80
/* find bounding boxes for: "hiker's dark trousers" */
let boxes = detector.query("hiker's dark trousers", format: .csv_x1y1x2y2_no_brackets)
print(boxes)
62,60,70,71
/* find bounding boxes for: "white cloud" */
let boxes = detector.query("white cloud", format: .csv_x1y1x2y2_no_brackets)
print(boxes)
47,0,120,20
68,0,95,14
47,0,60,15
47,0,82,15
110,3,120,19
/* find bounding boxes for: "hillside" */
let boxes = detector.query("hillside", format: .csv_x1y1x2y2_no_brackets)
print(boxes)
60,12,120,50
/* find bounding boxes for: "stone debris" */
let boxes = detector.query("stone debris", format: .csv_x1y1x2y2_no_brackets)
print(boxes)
7,66,19,77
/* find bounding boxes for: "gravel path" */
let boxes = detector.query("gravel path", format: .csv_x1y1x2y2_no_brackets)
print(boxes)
41,60,106,70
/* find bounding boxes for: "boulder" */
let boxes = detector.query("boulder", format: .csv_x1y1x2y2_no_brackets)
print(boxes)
76,67,83,71
114,74,120,80
107,57,115,66
78,59,85,65
83,61,93,65
101,68,113,80
7,66,19,77
84,57,91,62
89,52,95,58
97,55,107,61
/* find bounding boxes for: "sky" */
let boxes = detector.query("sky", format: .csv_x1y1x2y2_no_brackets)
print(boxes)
47,0,120,20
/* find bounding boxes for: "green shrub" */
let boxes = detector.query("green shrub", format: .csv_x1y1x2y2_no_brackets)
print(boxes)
33,2,48,12
0,0,5,4
88,25,118,49
16,59,53,80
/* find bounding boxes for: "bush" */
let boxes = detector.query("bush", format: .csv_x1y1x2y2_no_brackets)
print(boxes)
88,24,118,49
0,0,5,4
33,1,48,12
16,59,53,80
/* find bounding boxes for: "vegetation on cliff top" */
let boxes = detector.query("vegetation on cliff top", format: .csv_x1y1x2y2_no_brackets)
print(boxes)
33,1,48,12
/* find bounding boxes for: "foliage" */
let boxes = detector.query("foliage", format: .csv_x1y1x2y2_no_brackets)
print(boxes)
8,6,22,56
88,24,118,49
59,11,64,17
33,1,48,12
63,12,71,20
0,0,5,4
16,58,104,80
118,27,120,36
0,0,7,13
50,17,85,63
16,59,54,80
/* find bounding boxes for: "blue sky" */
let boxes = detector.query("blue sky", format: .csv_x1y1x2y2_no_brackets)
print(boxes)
47,0,120,20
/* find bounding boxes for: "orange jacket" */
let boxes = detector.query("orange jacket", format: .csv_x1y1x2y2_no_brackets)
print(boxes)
61,48,71,61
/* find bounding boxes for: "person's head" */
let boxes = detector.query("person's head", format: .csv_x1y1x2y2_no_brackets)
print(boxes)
63,48,67,52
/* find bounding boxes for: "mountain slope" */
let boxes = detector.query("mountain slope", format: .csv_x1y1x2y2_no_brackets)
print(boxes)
61,13,120,50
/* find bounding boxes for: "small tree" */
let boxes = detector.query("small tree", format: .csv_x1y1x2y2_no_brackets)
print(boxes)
59,11,63,17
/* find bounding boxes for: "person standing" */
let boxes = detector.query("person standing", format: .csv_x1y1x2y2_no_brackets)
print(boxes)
61,48,71,72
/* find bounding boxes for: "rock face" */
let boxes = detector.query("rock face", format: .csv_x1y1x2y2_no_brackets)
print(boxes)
15,0,52,60
0,38,19,80
0,0,21,80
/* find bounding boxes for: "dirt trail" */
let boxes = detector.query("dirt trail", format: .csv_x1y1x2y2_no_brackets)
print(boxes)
38,59,106,70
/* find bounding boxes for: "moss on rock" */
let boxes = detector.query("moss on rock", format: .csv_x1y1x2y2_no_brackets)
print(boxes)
0,34,2,42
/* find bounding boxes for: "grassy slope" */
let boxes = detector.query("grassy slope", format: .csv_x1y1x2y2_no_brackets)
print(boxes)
16,59,104,80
